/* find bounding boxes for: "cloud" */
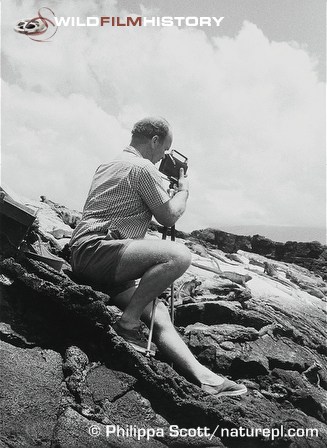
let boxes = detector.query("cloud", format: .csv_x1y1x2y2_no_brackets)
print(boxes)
1,1,325,232
2,83,129,206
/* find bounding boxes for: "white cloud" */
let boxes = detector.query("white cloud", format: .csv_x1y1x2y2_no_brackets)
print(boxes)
2,83,129,207
1,1,325,232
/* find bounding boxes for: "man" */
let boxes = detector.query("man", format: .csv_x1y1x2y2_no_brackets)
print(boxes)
70,117,247,397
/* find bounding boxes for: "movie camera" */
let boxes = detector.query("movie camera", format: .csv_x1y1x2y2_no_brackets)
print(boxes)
159,150,188,185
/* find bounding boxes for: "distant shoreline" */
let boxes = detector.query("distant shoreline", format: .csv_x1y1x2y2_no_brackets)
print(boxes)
217,225,326,245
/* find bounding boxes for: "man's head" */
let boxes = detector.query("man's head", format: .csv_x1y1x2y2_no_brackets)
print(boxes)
130,117,173,163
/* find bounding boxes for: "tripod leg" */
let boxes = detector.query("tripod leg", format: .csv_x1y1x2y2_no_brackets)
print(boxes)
162,226,168,240
170,225,175,242
145,298,157,357
161,224,176,367
170,283,175,325
170,225,175,324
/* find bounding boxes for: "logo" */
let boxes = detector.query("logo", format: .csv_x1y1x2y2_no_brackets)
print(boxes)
14,7,58,42
14,7,225,39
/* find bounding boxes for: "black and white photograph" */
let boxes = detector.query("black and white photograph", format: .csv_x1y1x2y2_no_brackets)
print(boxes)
1,1,326,447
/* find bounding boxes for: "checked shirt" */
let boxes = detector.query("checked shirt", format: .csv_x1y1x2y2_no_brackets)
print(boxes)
70,146,170,247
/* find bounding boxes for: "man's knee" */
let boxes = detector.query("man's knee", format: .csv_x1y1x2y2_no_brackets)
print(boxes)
170,243,192,273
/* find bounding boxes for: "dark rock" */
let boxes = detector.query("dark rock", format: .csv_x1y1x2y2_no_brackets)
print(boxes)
60,347,223,447
272,369,327,424
283,241,324,259
191,228,216,245
175,301,271,329
251,337,321,373
251,234,282,257
184,323,259,345
230,356,270,377
86,365,137,403
52,406,140,448
1,219,327,447
191,229,252,253
0,340,63,447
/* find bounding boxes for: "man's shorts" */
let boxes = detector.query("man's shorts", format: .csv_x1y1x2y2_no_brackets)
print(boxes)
70,234,137,297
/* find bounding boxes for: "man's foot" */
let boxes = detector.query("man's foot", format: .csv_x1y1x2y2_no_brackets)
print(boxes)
201,378,247,397
112,321,156,356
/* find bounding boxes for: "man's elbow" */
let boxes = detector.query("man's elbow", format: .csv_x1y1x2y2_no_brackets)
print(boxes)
156,218,177,227
152,202,185,227
155,215,177,227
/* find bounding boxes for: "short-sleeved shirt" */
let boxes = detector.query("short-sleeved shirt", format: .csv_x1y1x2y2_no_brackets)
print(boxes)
70,146,170,247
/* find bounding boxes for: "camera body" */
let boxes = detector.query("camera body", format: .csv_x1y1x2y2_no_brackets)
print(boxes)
159,150,188,182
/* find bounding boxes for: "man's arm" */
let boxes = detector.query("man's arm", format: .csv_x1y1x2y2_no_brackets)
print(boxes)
152,168,189,227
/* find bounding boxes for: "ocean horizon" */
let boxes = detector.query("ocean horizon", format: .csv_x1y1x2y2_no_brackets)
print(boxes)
216,225,326,245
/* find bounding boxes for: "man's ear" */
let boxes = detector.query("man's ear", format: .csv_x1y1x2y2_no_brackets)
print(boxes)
151,135,160,148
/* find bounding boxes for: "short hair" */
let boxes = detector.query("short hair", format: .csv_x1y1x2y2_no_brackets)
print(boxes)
131,117,170,142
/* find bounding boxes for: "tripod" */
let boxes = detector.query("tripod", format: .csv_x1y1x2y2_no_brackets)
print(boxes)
145,224,176,357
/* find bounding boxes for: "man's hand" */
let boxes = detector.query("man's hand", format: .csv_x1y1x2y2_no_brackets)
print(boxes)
168,168,189,197
152,168,189,227
178,167,189,193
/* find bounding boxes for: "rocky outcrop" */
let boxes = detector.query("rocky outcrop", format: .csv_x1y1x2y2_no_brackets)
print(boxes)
1,197,327,447
191,229,327,279
190,228,252,253
1,253,327,447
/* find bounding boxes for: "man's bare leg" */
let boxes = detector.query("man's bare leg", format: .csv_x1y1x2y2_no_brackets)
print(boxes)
110,239,246,393
111,286,225,386
113,239,192,330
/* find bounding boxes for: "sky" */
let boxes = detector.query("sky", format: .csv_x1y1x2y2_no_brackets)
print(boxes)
1,0,326,242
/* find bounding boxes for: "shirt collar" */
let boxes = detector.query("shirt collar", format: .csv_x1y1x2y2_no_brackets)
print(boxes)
123,146,143,158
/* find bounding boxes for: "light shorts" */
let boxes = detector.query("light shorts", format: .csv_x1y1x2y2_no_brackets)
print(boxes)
70,234,137,297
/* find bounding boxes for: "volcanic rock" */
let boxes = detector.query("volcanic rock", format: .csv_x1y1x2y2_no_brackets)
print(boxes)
1,195,327,448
